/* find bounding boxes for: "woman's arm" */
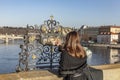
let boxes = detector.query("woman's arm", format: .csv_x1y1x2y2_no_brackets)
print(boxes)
58,52,68,77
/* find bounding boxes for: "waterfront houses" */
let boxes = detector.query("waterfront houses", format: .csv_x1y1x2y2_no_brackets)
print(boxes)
79,25,120,44
118,33,120,43
1,25,120,44
97,25,120,44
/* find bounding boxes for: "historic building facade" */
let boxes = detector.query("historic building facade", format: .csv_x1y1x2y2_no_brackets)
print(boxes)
97,26,120,44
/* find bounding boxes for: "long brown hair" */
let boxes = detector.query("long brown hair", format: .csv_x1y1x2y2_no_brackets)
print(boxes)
64,31,86,58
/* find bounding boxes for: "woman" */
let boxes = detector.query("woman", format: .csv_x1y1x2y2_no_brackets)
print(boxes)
58,31,103,80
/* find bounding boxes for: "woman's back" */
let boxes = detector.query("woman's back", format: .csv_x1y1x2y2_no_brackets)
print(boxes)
58,31,103,80
59,50,87,70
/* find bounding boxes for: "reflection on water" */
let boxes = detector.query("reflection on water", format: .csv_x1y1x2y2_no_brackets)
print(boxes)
109,49,120,64
87,47,120,66
0,41,120,74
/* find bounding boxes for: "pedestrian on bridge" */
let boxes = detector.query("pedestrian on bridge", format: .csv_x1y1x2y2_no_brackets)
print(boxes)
58,31,103,80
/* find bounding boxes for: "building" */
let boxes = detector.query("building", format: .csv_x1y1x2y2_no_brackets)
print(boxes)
97,26,120,44
79,25,99,42
118,33,120,43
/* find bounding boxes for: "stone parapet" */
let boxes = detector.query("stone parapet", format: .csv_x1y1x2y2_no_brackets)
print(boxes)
0,64,120,80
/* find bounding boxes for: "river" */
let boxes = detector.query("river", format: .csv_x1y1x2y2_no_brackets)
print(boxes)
0,40,22,74
0,41,120,74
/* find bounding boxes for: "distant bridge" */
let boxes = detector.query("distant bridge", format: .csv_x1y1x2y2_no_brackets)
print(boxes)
0,33,23,43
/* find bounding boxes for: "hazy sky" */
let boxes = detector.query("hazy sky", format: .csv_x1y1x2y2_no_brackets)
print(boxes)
0,0,120,27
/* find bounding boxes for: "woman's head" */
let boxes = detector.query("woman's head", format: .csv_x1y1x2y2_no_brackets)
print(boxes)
64,31,86,58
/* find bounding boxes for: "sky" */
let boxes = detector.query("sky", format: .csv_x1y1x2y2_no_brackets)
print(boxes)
0,0,120,28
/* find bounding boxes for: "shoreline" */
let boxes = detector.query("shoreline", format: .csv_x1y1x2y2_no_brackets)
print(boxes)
83,43,120,48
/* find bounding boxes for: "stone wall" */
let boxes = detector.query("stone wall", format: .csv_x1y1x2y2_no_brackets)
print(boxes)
0,64,120,80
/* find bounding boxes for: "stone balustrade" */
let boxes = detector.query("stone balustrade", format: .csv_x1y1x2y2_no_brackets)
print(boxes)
0,64,120,80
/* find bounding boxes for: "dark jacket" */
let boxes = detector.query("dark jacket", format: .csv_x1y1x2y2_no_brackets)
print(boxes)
59,50,103,80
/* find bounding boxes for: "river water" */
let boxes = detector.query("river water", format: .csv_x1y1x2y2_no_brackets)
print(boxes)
0,41,120,74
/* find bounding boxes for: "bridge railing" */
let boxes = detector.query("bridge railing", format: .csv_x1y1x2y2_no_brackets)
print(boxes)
16,16,74,72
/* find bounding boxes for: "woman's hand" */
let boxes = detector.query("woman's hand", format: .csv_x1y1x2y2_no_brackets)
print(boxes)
55,38,62,46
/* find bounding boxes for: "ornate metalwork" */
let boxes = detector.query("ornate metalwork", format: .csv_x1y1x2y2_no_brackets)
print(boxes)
16,16,73,72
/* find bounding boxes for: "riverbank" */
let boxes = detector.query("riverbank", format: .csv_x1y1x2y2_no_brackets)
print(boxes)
83,43,120,49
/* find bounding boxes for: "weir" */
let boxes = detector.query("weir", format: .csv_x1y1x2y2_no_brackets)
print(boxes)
0,33,23,43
